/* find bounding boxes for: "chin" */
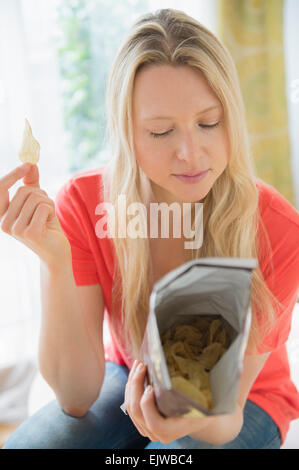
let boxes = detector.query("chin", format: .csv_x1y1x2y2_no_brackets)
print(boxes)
170,191,208,205
174,185,210,202
182,196,208,204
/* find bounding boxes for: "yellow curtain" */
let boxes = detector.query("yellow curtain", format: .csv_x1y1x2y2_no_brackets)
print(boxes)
218,0,294,204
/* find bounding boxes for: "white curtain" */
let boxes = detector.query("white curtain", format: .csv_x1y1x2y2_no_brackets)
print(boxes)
0,0,68,372
0,0,70,422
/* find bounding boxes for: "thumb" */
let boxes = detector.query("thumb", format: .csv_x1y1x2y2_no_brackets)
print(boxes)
22,163,40,188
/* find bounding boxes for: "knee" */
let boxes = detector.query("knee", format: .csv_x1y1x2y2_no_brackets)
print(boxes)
2,422,50,449
2,400,84,449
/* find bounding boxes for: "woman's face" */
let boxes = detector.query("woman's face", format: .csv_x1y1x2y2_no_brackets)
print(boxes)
132,64,230,205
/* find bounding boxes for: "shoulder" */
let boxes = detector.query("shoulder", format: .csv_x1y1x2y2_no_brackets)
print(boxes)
255,178,299,296
256,178,299,258
256,178,299,229
55,165,109,209
58,165,107,196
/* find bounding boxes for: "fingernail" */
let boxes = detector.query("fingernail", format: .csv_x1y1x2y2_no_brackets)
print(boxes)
145,385,153,395
21,163,31,171
137,363,145,373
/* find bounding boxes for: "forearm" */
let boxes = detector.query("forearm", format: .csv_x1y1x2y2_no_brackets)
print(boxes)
188,405,243,446
38,259,105,414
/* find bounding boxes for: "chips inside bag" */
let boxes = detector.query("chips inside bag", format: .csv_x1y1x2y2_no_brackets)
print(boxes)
139,257,257,418
162,316,229,411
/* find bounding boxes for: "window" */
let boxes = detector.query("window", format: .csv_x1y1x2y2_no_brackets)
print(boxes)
0,0,217,368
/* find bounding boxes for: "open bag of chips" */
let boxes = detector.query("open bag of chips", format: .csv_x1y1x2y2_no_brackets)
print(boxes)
139,257,257,418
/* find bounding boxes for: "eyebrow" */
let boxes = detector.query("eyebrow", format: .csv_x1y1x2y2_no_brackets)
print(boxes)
142,104,222,121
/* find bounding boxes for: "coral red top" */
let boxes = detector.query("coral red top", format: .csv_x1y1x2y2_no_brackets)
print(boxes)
55,165,299,445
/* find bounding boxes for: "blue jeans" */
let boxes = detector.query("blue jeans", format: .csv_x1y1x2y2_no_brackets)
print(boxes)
3,361,281,449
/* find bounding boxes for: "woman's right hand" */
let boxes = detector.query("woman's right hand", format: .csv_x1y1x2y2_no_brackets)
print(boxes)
0,163,72,270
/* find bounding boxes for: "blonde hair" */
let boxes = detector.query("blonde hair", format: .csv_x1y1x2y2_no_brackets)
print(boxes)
102,8,283,361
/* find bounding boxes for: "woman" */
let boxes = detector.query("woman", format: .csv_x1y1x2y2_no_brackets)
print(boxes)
1,8,299,449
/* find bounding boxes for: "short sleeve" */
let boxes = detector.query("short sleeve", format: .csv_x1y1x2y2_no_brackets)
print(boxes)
251,241,299,354
55,179,100,286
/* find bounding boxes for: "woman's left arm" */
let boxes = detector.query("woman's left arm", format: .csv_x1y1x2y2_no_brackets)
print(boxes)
189,351,270,444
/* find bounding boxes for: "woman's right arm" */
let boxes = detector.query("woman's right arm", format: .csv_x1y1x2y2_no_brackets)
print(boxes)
38,259,106,418
1,163,106,417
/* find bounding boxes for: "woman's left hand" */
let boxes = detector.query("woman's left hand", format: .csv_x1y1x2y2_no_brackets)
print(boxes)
123,359,215,444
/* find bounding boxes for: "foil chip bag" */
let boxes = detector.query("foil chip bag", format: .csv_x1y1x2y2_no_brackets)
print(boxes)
139,257,257,418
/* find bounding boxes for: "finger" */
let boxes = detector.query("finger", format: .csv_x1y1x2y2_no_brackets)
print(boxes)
125,384,158,441
140,385,169,441
1,190,52,235
25,203,55,240
0,165,32,218
124,359,143,407
11,200,54,239
22,163,40,188
0,163,32,192
126,363,159,441
127,412,150,439
124,360,138,406
127,362,147,411
129,359,141,378
123,363,150,438
125,363,148,422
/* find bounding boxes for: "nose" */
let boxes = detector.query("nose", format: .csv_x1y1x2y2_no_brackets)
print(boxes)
175,130,200,164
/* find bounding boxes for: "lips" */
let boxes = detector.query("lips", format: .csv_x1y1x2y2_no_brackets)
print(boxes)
174,170,209,177
176,170,208,176
173,169,210,184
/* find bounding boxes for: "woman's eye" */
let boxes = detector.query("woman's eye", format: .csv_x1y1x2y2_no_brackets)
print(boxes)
150,129,172,138
150,121,221,138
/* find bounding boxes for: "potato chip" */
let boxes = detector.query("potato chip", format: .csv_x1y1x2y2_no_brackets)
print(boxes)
197,343,226,370
162,316,228,410
18,118,40,164
209,319,222,344
171,376,212,409
173,325,202,344
182,407,205,419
